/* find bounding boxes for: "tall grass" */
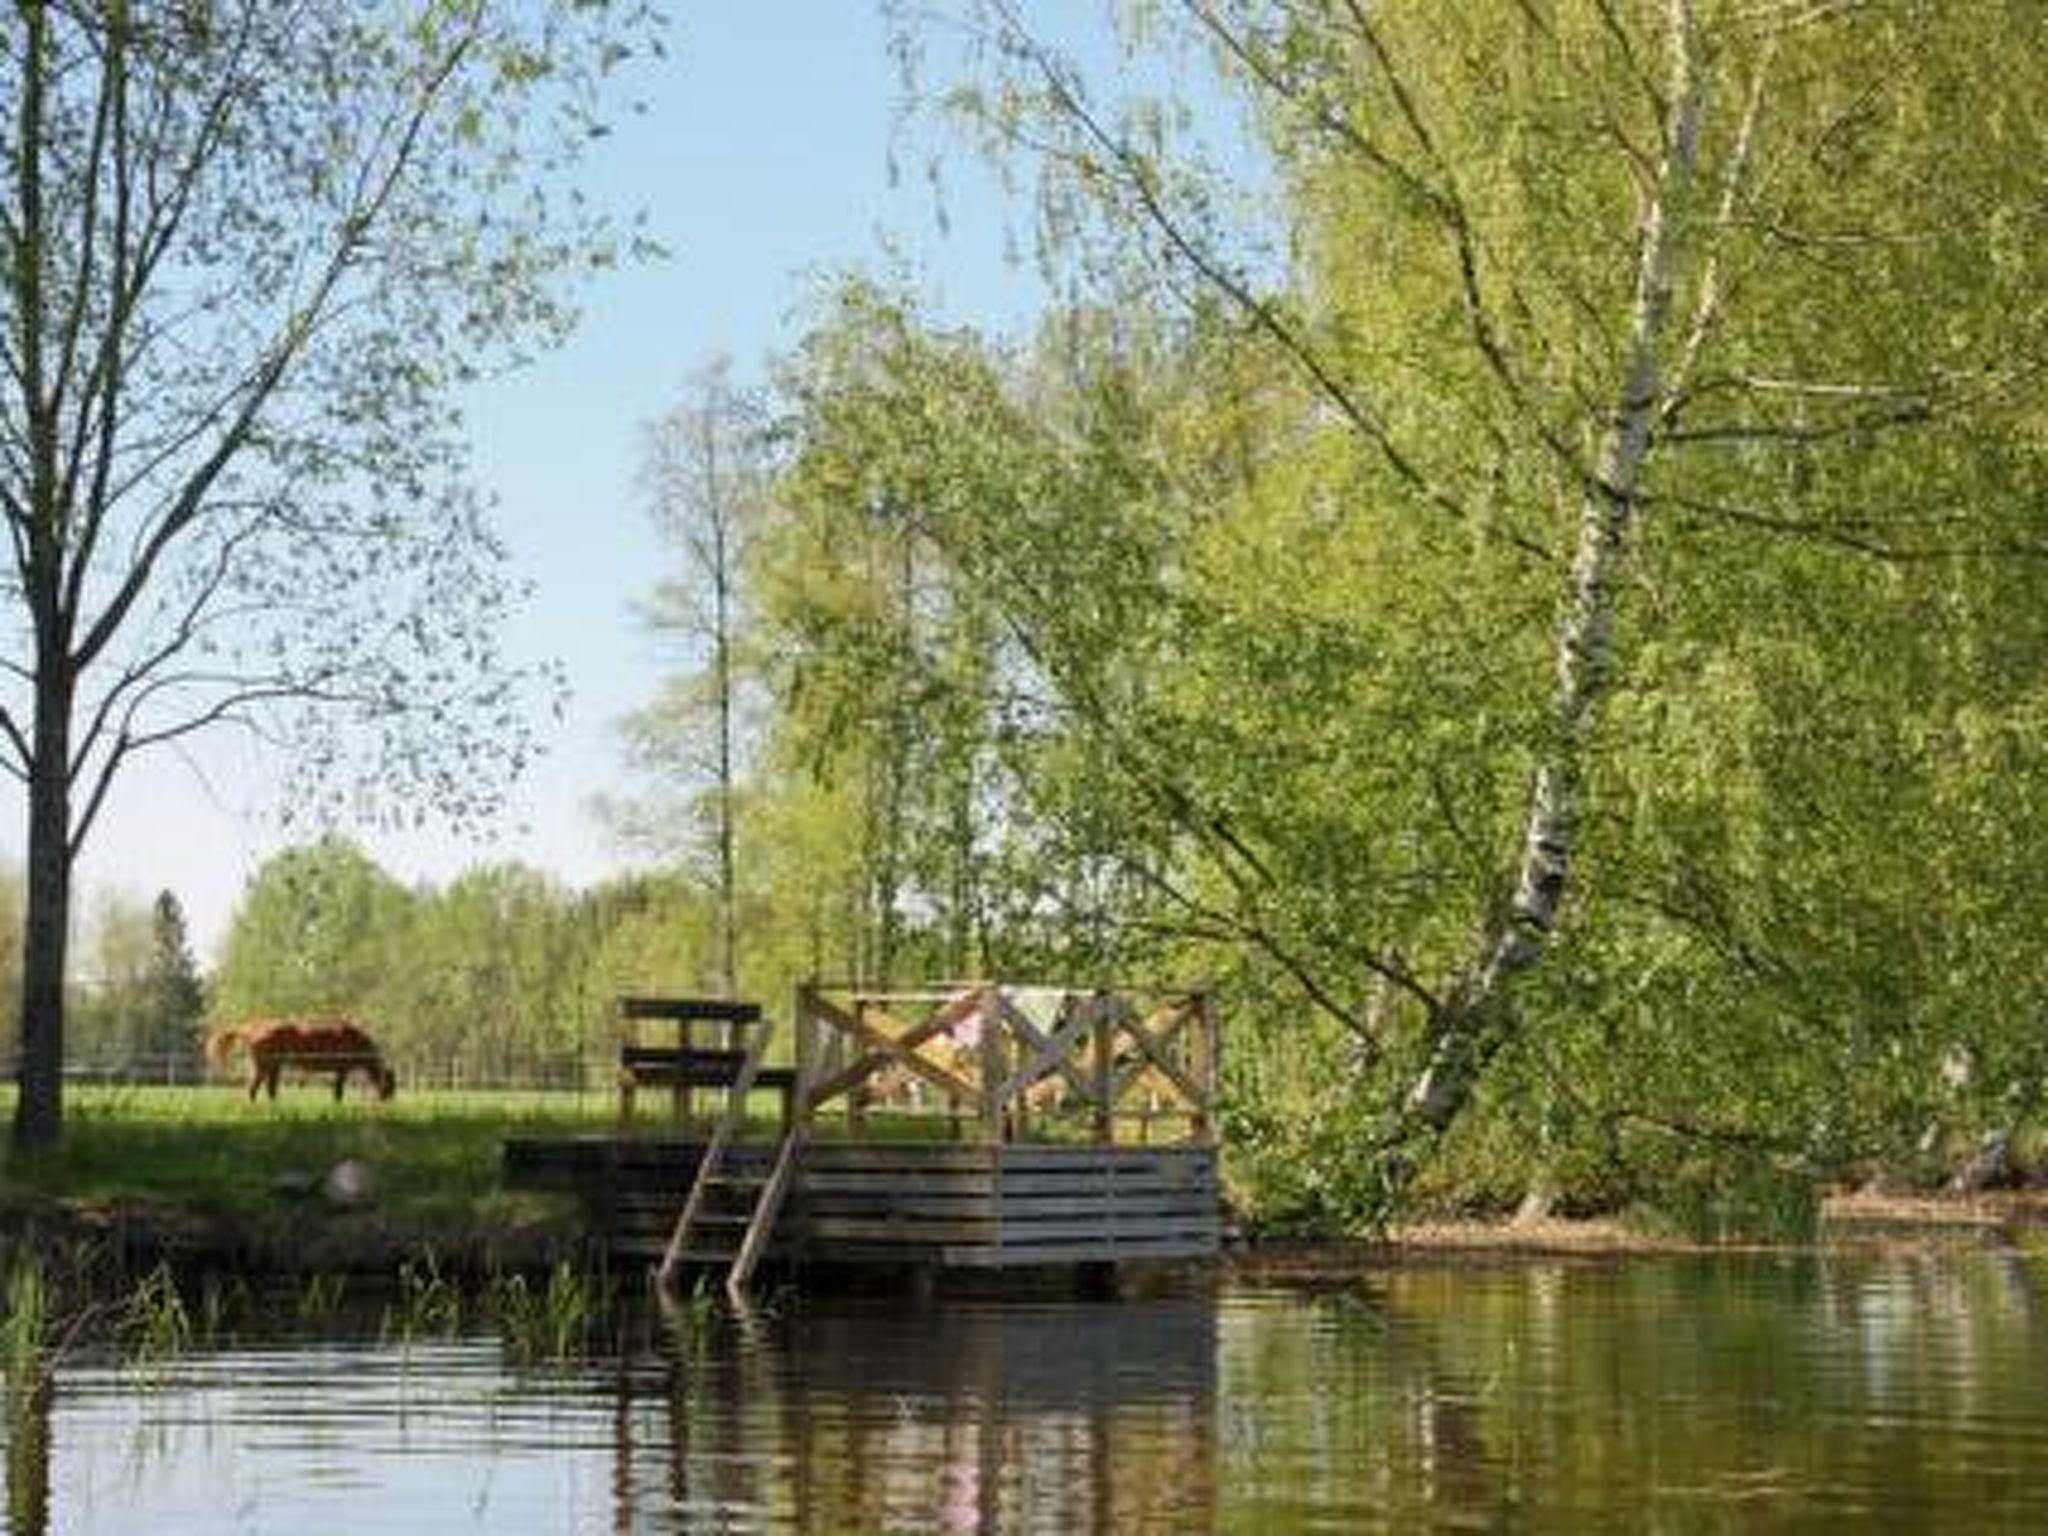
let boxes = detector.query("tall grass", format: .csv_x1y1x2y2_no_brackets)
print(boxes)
386,1255,464,1341
297,1271,347,1321
122,1264,195,1364
2,1257,53,1536
490,1261,613,1363
0,1257,54,1386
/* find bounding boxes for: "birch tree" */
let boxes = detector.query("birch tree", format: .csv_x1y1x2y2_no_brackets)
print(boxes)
902,0,2048,1212
0,0,652,1146
764,301,1023,985
613,359,771,999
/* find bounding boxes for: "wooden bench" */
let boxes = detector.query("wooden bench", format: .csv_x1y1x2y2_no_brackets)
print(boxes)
616,997,798,1123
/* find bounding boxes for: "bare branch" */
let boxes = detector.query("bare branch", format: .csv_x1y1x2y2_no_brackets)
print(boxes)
0,703,31,780
68,665,377,859
986,2,1560,560
68,508,265,780
46,0,122,451
1660,397,1933,444
61,2,261,622
73,19,482,672
1654,490,2048,563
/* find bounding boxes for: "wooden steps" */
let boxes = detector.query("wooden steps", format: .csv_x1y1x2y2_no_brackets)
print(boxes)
651,1011,807,1300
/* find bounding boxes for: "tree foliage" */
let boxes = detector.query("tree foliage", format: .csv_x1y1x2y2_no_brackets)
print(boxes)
207,840,765,1086
197,3,2048,1229
762,0,2048,1224
211,835,418,1024
68,885,203,1069
606,357,773,997
1,0,655,1144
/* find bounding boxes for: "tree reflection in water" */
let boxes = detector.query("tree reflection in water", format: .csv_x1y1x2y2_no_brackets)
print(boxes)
1215,1250,2048,1532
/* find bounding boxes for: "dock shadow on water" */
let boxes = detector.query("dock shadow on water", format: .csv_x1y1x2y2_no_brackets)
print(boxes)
7,1247,2048,1531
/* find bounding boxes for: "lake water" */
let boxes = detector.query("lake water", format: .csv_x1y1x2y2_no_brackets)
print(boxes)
9,1245,2048,1532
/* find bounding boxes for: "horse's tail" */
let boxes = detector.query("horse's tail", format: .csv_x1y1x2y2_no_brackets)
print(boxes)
205,1024,247,1070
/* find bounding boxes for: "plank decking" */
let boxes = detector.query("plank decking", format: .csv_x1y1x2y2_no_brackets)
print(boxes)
503,1135,1221,1271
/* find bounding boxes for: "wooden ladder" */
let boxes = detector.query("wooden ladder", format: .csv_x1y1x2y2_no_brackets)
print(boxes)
655,1014,808,1301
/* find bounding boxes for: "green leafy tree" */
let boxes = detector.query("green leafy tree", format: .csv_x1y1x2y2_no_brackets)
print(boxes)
1,0,655,1146
63,886,199,1075
67,886,151,1065
759,294,1025,984
400,862,579,1080
609,358,775,998
142,890,205,1064
211,837,416,1028
894,0,2048,1215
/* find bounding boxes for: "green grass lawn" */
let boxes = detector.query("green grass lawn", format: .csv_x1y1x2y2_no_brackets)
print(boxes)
0,1083,618,1230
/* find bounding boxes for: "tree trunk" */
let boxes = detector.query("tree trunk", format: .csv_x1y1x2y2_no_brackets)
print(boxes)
703,410,740,1001
713,540,738,1000
14,667,72,1151
1374,2,1708,1204
11,2,70,1152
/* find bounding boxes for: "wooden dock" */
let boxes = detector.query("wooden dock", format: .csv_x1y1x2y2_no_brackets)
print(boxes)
505,981,1223,1282
503,1135,1220,1269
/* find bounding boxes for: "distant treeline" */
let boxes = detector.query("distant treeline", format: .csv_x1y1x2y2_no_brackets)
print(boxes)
0,877,206,1076
20,816,1112,1088
0,840,759,1083
202,836,783,1082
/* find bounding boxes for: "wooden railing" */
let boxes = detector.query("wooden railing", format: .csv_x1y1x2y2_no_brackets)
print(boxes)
795,982,1217,1145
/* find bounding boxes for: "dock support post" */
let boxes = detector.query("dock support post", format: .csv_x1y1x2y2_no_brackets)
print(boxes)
979,984,1003,1144
1196,990,1220,1145
1092,994,1113,1145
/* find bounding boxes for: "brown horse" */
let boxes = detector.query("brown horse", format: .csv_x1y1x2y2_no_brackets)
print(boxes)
206,1018,397,1102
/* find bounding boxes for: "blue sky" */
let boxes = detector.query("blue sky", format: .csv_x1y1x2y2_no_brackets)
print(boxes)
68,2,1056,954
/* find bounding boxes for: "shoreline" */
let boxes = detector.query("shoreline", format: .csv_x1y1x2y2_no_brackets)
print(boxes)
1220,1188,2048,1279
0,1192,591,1282
7,1185,2045,1284
1377,1190,2041,1256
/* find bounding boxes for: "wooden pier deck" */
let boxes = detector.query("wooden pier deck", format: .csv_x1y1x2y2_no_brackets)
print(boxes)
505,981,1223,1281
503,1135,1220,1269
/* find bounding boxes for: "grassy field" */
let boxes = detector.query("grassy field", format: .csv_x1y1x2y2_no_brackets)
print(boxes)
0,1083,618,1232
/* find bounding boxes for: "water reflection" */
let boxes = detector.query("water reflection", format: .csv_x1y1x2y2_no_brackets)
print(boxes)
8,1249,2048,1532
4,1375,48,1536
1217,1247,2048,1532
616,1292,1218,1532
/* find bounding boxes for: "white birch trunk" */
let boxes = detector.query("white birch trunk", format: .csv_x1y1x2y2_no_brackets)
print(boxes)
1394,1,1710,1159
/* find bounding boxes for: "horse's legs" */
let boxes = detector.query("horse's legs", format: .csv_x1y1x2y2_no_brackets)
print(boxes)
332,1070,346,1102
246,1069,260,1102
